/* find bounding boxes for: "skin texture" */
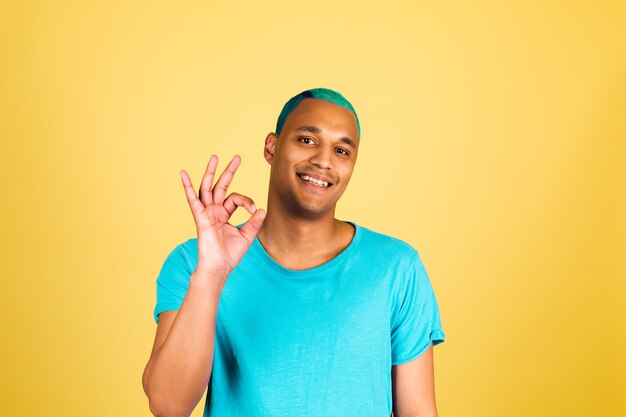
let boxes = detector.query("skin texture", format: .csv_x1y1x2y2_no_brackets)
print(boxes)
142,97,439,417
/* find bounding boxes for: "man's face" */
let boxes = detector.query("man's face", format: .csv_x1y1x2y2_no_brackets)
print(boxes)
264,98,359,218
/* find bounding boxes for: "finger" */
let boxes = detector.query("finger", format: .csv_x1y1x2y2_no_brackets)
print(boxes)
239,209,266,244
180,170,206,219
199,155,218,206
212,155,241,205
223,192,256,216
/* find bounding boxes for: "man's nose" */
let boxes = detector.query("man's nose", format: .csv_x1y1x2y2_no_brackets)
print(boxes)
309,146,333,170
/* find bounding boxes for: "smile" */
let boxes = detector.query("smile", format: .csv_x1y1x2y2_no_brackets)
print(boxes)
297,174,331,188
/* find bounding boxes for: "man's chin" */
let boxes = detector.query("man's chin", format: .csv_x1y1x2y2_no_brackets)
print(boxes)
290,201,335,220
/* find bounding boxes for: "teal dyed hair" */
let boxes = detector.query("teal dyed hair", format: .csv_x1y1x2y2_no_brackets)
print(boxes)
275,88,361,139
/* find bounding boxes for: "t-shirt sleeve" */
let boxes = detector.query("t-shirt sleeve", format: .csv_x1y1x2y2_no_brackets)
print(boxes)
390,251,445,365
153,240,195,325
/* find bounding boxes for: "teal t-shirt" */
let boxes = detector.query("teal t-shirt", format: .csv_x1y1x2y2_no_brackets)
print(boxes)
153,222,445,417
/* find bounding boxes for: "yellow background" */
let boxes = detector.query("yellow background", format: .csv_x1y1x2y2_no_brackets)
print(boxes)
1,1,624,416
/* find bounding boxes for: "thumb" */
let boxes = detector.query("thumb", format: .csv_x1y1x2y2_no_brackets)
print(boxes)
239,209,266,243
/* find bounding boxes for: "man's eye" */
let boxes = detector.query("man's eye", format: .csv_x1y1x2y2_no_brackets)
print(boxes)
336,148,349,156
299,137,314,144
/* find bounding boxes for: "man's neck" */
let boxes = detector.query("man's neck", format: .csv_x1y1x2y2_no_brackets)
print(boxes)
256,205,354,270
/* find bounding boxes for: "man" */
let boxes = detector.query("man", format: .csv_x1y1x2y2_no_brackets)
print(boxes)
142,88,445,417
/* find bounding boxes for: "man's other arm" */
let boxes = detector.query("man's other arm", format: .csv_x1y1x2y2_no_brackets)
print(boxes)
391,343,439,417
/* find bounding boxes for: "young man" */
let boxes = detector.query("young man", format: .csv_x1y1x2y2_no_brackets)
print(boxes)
142,88,445,417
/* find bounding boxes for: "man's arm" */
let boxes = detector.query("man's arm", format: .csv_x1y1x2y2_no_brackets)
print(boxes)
142,155,265,417
391,343,439,417
142,272,224,417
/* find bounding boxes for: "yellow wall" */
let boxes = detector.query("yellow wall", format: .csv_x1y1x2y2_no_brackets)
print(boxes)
1,1,624,416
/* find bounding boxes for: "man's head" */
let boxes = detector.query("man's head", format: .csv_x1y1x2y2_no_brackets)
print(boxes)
264,88,360,219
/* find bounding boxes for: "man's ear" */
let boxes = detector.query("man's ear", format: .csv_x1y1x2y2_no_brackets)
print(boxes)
264,132,278,165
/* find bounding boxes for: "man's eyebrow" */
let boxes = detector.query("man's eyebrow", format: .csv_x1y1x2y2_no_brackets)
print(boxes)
296,126,357,149
296,126,321,134
339,137,357,149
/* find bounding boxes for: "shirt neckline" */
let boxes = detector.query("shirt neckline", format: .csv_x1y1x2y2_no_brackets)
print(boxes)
250,221,361,277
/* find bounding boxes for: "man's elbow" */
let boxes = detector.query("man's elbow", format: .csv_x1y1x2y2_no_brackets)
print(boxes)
143,371,189,417
147,397,191,417
142,364,151,397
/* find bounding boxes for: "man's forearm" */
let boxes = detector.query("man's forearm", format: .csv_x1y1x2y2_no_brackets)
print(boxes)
143,271,225,417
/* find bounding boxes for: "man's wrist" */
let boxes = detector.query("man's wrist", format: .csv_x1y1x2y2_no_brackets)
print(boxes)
190,269,229,293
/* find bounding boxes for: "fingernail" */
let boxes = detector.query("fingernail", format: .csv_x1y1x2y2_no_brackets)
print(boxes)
251,204,257,211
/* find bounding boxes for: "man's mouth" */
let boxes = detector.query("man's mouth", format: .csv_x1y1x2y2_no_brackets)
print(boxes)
296,173,333,188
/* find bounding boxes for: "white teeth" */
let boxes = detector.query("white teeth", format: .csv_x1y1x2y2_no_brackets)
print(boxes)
300,175,329,187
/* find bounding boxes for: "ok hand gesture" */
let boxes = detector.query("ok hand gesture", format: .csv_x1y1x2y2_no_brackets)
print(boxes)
179,155,265,279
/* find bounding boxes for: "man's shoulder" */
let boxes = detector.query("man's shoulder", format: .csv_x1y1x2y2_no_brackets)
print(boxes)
354,223,420,261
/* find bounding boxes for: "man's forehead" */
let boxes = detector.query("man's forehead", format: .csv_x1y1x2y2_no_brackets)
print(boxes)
285,99,359,138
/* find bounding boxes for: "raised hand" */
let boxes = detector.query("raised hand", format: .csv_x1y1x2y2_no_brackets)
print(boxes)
179,155,265,279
